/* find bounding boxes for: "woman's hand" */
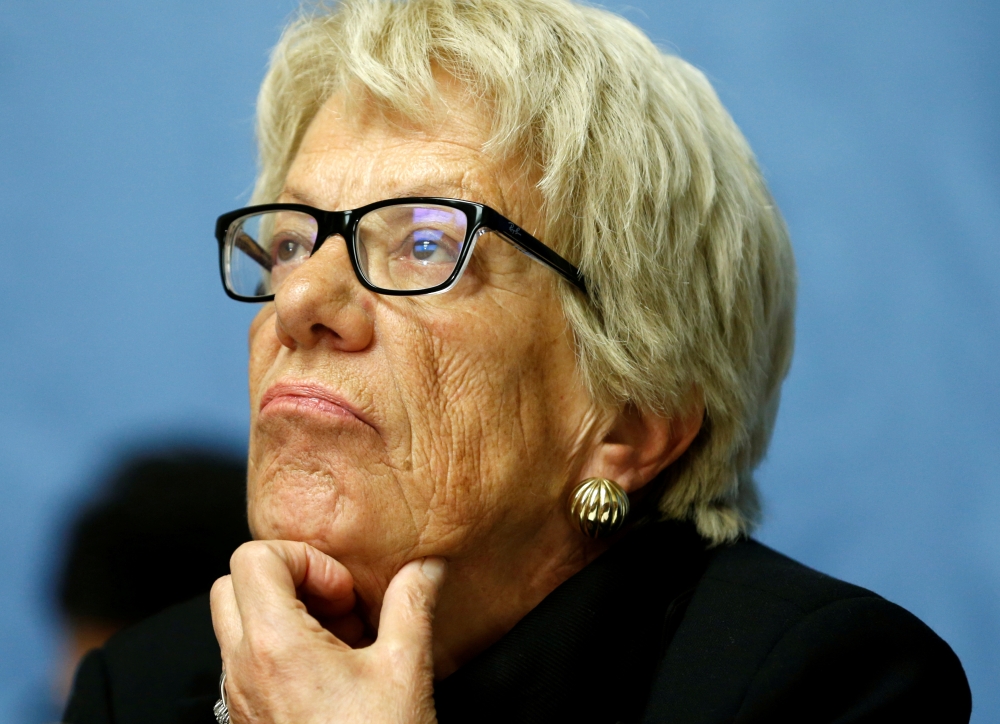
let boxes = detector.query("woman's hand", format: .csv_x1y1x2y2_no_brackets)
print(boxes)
210,540,447,724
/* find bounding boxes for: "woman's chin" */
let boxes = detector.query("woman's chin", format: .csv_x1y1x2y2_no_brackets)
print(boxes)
249,492,411,569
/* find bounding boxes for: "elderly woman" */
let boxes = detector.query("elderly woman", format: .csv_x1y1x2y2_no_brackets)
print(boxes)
66,1,971,722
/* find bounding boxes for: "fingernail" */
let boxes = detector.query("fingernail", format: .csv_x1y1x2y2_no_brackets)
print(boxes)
421,557,447,585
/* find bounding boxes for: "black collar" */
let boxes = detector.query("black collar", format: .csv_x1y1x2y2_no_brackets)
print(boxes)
434,520,712,724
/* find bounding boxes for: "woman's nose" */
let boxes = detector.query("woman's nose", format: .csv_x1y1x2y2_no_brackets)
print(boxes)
272,235,374,352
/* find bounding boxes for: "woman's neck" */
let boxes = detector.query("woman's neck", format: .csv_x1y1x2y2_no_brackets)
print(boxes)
427,522,607,679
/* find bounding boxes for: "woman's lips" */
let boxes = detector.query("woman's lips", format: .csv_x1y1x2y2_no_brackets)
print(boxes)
259,382,375,431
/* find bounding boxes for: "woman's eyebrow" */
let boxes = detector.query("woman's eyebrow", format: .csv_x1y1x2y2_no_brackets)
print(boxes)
279,182,482,209
279,187,325,207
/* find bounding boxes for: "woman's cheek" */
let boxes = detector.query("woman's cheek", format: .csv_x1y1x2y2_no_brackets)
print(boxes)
247,308,282,407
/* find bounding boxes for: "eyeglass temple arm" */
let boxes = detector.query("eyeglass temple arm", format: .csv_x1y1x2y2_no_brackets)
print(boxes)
234,231,273,272
483,210,588,295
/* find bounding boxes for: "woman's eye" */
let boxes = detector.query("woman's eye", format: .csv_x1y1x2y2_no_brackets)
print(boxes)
412,238,438,261
274,238,307,263
405,229,459,263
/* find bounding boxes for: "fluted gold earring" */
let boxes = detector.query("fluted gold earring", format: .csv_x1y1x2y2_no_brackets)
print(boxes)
569,478,630,538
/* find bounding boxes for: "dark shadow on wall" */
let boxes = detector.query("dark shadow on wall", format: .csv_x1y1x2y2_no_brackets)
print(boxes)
52,446,252,710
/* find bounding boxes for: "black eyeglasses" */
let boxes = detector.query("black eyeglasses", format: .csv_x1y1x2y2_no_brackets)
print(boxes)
214,197,587,300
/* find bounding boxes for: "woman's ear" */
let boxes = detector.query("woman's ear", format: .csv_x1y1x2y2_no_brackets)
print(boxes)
577,398,704,495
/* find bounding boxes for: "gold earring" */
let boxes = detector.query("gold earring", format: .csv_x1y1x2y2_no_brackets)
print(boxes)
569,478,630,538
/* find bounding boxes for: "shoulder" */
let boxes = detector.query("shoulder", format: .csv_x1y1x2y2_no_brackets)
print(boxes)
642,539,972,723
64,594,220,724
692,536,879,621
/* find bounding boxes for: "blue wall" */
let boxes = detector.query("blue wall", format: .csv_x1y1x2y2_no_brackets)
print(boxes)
1,1,997,721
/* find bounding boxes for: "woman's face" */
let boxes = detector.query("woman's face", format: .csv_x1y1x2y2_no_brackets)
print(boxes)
246,85,602,618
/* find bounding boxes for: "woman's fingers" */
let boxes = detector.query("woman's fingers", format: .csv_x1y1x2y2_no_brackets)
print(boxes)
210,549,445,723
218,544,444,658
301,581,356,619
228,540,356,635
295,545,357,616
376,557,448,654
210,574,243,660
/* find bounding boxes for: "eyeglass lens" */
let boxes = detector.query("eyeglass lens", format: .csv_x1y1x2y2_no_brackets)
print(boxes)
224,203,469,297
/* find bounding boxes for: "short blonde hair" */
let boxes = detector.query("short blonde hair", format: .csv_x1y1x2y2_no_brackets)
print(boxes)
251,0,796,543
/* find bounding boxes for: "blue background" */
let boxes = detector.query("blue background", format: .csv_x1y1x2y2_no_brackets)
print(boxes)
1,1,997,721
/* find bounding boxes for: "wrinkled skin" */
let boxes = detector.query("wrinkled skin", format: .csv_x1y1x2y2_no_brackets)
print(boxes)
211,79,701,723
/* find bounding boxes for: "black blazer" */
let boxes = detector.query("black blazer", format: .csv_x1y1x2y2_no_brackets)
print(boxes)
64,521,972,723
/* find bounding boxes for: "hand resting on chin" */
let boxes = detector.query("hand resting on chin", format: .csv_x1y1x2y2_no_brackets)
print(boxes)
210,541,447,724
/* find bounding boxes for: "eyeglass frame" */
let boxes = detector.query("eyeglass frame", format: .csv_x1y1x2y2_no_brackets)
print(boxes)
214,197,588,301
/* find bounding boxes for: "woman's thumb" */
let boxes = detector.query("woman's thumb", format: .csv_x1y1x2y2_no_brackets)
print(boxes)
376,557,448,651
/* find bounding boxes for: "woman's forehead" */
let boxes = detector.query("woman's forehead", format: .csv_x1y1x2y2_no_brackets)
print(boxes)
284,94,534,221
285,98,502,209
